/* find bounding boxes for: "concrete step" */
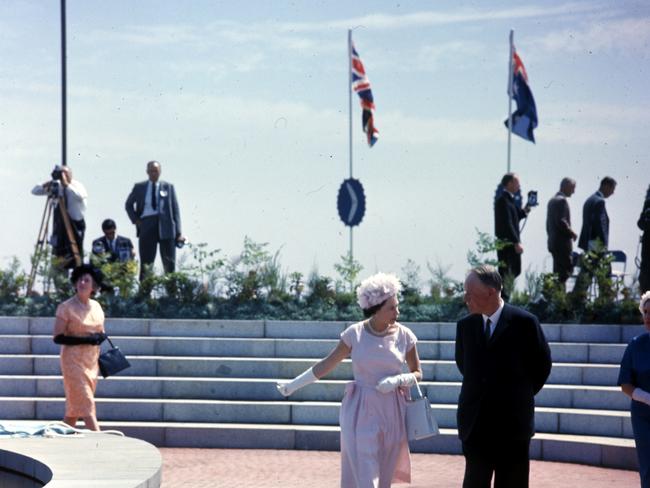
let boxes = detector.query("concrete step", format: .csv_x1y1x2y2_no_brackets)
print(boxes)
1,317,644,344
0,355,622,386
0,335,628,364
0,397,633,439
0,376,631,411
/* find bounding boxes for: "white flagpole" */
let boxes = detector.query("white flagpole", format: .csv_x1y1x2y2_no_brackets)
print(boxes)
348,29,353,259
507,29,514,173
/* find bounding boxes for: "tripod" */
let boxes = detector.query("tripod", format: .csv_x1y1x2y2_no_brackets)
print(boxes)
27,191,82,294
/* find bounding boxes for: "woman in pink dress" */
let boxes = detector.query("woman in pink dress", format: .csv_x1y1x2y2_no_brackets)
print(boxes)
277,273,422,487
53,264,106,431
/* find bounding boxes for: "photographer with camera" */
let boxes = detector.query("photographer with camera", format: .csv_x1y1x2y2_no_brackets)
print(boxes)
638,185,650,293
494,172,535,299
31,165,88,268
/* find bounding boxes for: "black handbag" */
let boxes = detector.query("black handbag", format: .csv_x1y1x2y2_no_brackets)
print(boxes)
98,336,131,378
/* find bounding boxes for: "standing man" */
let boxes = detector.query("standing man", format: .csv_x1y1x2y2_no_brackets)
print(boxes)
91,219,135,263
574,176,617,298
125,160,184,280
578,176,616,253
546,177,578,285
494,173,530,298
456,265,552,488
638,185,650,293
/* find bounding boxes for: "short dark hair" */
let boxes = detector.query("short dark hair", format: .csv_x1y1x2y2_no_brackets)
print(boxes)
501,173,517,187
362,298,389,318
101,219,116,231
469,265,502,291
600,176,616,189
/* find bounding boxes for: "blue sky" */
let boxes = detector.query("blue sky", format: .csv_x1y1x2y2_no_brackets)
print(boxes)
1,1,649,290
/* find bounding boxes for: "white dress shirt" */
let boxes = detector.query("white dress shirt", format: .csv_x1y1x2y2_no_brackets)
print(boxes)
482,298,505,338
31,179,88,221
140,181,160,218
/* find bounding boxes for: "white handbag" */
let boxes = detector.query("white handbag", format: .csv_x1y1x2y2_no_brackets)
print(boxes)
405,383,439,441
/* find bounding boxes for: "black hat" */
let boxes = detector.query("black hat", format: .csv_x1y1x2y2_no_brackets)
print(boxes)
70,264,104,288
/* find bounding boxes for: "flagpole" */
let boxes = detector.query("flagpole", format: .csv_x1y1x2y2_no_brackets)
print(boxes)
506,29,514,173
61,0,67,167
348,29,354,259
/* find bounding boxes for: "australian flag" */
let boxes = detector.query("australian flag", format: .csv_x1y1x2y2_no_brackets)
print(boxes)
504,49,538,143
351,42,378,147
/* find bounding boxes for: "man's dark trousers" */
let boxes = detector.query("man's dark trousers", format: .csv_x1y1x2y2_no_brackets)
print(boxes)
455,305,552,488
462,429,530,488
551,250,573,283
139,215,175,280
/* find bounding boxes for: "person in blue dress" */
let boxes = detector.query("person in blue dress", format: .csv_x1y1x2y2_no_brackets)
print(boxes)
619,291,650,488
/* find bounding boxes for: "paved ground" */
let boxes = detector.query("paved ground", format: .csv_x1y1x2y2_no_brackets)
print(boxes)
160,449,639,487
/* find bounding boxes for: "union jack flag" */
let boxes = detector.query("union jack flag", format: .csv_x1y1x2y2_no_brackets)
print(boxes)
351,42,378,147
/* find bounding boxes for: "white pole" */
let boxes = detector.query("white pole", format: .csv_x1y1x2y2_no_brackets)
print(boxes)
507,29,514,173
348,29,354,259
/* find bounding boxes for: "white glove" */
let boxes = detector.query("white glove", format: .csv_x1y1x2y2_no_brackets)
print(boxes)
632,388,650,406
376,373,417,393
276,368,318,397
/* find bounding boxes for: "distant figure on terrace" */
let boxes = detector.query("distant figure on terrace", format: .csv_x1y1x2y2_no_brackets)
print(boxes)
91,218,135,263
494,172,531,299
53,265,107,431
574,176,617,299
618,291,650,488
125,160,185,281
546,177,578,285
276,273,422,487
638,186,650,293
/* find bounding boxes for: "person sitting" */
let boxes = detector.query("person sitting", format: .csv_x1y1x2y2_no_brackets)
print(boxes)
91,219,135,263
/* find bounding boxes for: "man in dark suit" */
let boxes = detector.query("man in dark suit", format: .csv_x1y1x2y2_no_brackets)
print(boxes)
125,160,185,280
456,265,552,488
578,176,616,253
546,177,578,284
91,219,135,263
494,173,530,297
574,177,616,298
638,185,650,293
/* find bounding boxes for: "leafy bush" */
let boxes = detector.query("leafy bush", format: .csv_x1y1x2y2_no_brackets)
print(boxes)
0,233,643,323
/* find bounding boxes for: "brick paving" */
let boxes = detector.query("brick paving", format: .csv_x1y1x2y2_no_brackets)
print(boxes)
160,448,639,487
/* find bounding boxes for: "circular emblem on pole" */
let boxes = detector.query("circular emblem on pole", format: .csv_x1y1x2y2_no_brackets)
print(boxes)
337,178,366,227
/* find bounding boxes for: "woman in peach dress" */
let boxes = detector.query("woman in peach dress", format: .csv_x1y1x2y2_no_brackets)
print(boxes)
277,273,422,487
53,264,106,431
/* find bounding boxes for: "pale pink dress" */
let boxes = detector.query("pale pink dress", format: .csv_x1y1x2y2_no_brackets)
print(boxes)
55,297,105,417
339,321,417,488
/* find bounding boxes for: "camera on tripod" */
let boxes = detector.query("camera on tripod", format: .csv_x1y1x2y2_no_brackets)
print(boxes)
48,165,64,197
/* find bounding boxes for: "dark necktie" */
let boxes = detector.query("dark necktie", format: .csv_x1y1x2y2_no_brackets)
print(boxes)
484,318,492,344
151,183,157,210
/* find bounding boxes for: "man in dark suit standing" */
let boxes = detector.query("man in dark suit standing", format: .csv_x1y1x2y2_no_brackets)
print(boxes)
91,219,135,263
456,265,552,488
574,176,616,298
125,161,185,280
638,185,650,293
578,176,616,253
546,178,578,284
494,173,530,297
